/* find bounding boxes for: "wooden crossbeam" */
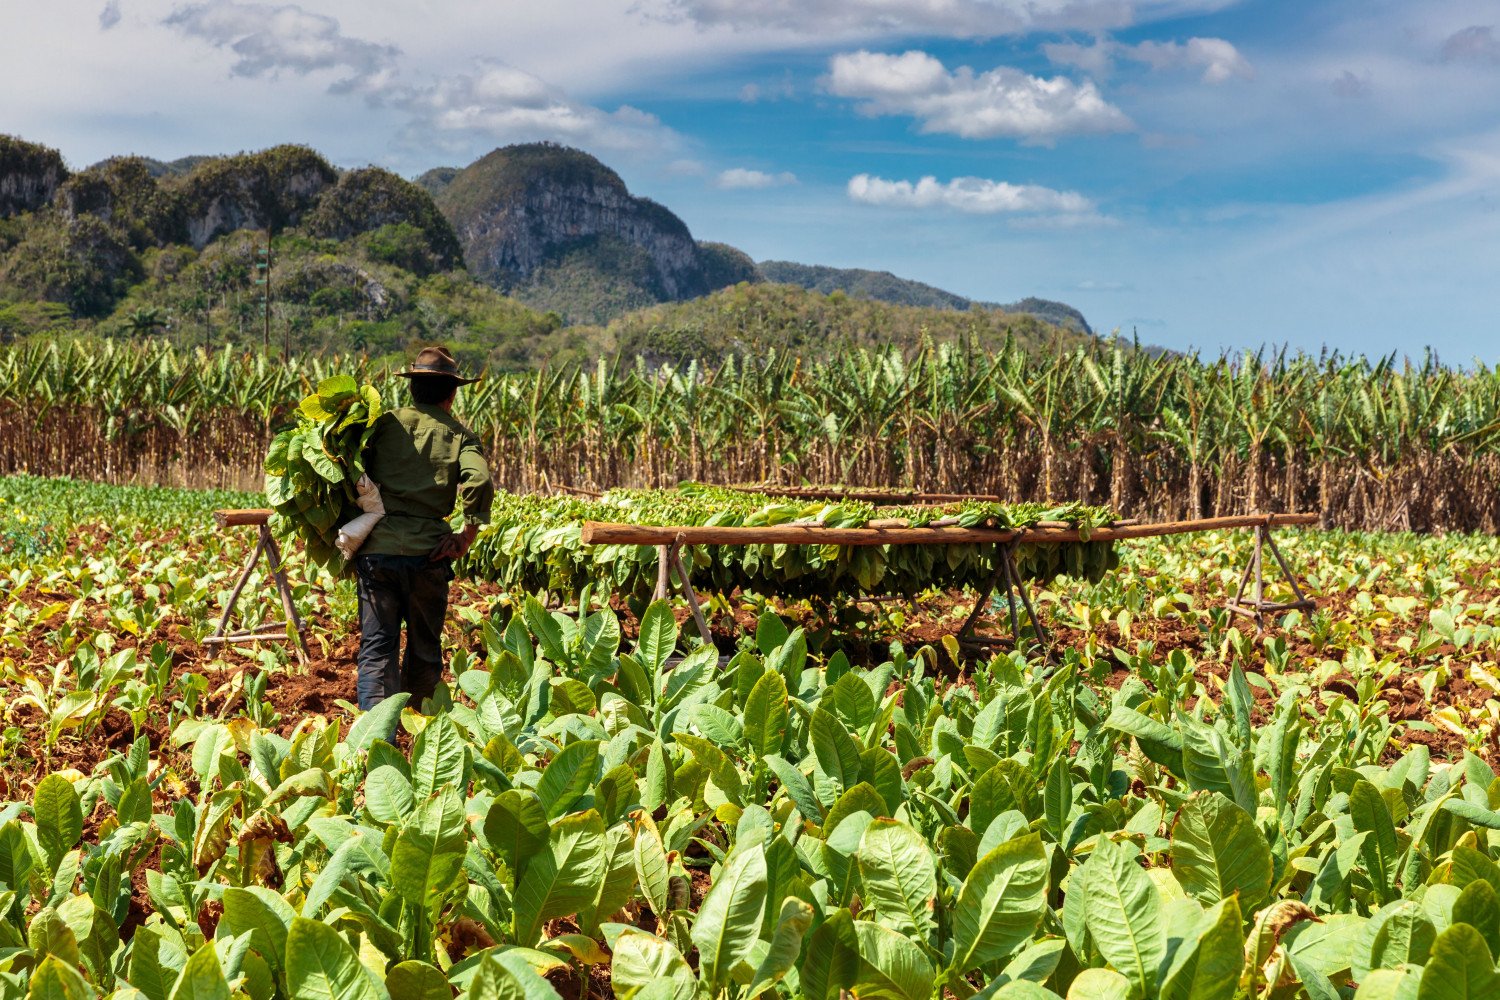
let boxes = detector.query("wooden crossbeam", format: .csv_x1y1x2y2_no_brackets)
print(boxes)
581,512,1319,548
213,508,273,529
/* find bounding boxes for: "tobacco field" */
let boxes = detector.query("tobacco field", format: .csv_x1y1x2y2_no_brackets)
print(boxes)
6,339,1500,532
4,474,1500,998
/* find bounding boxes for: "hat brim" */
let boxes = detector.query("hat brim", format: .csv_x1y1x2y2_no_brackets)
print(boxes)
395,370,480,385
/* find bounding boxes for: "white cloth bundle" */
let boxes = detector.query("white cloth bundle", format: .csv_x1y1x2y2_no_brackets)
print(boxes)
335,475,385,560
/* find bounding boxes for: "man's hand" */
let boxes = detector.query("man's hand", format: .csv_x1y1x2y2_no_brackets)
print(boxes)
429,523,478,562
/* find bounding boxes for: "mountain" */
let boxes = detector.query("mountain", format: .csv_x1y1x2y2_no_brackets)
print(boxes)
0,133,1095,366
758,260,1093,335
430,143,756,324
606,282,1093,366
757,260,970,310
0,135,555,364
0,135,67,218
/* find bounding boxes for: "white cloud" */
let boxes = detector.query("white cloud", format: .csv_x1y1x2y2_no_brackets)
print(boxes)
1442,26,1500,64
716,167,797,188
164,1,399,93
847,173,1095,216
1129,37,1253,83
162,2,677,155
99,1,121,30
659,0,1240,40
1044,35,1252,84
826,50,1132,142
1039,39,1114,78
394,62,675,153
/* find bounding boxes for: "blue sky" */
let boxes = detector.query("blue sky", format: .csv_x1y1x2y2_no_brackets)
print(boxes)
4,0,1498,358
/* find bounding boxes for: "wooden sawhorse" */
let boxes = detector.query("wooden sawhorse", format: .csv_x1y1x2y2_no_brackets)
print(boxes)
205,508,310,664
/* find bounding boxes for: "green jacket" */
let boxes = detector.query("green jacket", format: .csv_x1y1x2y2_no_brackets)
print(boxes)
361,404,494,556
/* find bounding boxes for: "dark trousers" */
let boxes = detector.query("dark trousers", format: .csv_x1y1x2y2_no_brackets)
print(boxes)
355,554,454,711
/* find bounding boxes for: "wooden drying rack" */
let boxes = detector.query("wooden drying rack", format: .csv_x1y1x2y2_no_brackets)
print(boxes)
204,509,310,663
579,511,1320,651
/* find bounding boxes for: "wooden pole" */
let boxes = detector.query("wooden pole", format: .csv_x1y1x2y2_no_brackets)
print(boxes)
214,508,272,529
209,532,267,642
654,544,670,601
263,528,310,664
581,513,1320,548
669,544,713,646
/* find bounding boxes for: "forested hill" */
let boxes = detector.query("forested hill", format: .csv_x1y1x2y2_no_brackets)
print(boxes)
758,260,1093,334
0,133,1095,367
605,282,1095,365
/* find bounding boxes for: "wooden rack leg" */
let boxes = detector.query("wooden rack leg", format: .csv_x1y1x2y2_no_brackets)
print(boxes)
668,541,713,646
958,558,1005,639
654,545,671,601
1003,544,1053,658
1229,541,1256,611
1263,530,1315,608
209,532,266,643
262,527,310,664
1252,526,1266,634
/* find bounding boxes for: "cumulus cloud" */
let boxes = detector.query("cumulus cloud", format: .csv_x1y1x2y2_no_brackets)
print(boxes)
1442,26,1500,64
99,1,121,30
659,0,1238,40
826,50,1131,142
1044,35,1252,83
847,173,1095,216
394,62,673,153
716,167,797,188
164,1,399,93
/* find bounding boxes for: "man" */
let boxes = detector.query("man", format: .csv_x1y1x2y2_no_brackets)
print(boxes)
355,345,493,711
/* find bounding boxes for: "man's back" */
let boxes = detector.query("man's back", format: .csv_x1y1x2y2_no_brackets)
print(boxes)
362,403,492,556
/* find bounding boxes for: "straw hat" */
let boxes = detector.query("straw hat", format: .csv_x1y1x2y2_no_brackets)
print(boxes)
394,345,479,385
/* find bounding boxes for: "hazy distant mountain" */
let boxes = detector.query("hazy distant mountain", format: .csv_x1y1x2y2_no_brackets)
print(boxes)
758,260,1092,334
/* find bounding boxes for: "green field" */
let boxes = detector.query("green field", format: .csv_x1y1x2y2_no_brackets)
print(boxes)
4,474,1500,998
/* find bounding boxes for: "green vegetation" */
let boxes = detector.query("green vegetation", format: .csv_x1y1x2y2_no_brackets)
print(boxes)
758,261,1094,334
521,235,674,325
607,283,1087,363
464,485,1117,600
6,474,1500,998
264,376,384,569
304,167,463,271
758,260,972,310
3,339,1499,532
0,137,576,365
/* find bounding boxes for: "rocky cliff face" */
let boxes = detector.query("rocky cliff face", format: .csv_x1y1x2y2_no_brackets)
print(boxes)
481,179,702,298
433,144,747,318
172,146,337,249
0,136,68,218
